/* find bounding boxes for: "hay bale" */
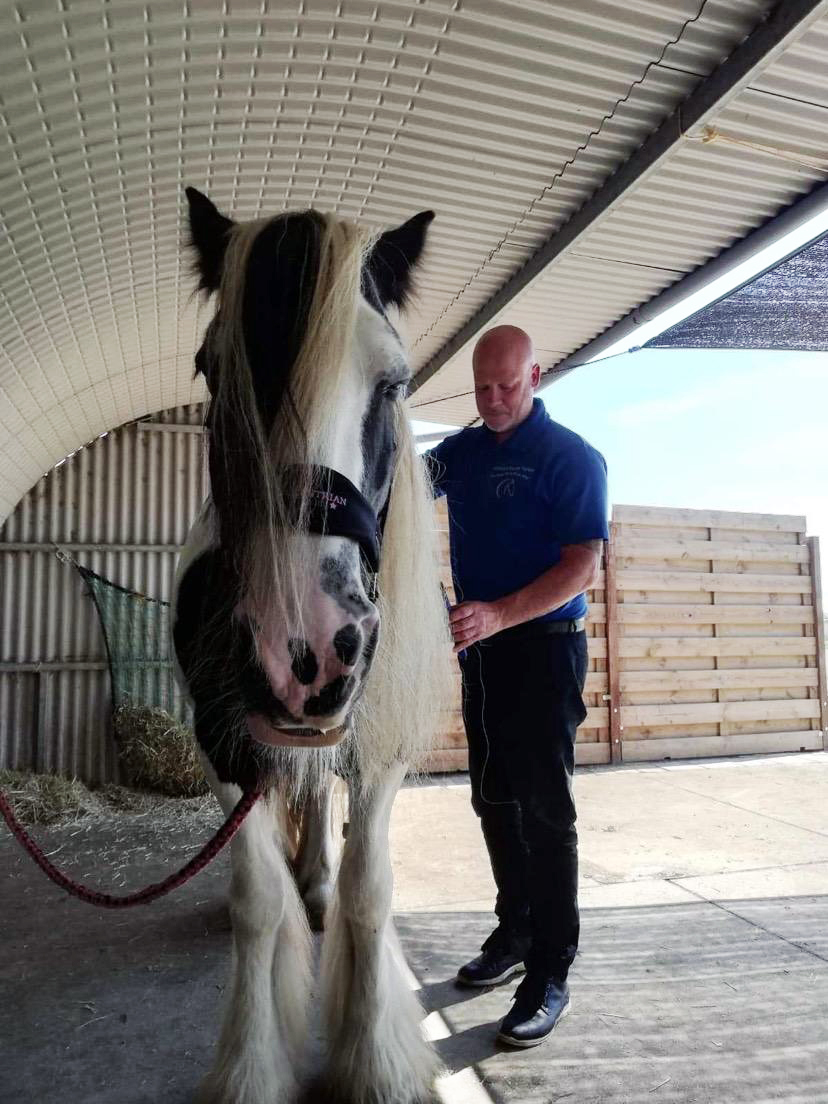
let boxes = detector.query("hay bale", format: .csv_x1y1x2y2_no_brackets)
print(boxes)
113,702,208,798
0,768,103,825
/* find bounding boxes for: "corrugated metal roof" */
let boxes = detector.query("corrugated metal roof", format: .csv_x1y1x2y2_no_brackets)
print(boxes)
410,1,828,424
2,0,826,518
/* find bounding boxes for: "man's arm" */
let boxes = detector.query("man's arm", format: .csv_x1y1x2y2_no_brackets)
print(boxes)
448,540,603,652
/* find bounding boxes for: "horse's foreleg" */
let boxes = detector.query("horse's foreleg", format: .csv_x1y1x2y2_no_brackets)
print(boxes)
198,773,312,1104
293,771,337,931
319,763,439,1104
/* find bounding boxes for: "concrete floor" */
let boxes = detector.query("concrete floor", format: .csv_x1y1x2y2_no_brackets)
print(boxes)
1,751,827,1103
393,752,828,1104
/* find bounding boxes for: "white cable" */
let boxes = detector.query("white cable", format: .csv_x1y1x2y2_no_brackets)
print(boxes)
471,643,517,809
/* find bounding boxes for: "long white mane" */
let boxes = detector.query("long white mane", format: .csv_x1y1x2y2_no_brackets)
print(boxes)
353,403,455,787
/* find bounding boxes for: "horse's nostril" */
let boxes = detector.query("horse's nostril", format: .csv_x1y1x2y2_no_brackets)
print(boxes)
333,623,361,666
304,675,355,717
288,638,318,685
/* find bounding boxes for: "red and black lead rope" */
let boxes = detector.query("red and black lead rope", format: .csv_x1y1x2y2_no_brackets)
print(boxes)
0,786,261,909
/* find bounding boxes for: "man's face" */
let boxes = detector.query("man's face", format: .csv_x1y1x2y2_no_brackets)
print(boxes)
473,346,540,437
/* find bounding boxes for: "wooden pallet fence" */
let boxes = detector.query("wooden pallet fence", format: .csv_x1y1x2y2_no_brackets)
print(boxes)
425,502,826,772
610,505,826,763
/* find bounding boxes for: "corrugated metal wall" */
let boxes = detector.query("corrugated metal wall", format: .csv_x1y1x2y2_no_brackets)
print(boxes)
0,405,207,784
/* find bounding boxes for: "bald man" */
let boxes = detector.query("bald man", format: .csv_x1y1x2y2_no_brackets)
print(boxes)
427,325,608,1048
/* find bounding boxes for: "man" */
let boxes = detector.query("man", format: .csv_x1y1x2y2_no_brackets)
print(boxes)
426,324,608,1048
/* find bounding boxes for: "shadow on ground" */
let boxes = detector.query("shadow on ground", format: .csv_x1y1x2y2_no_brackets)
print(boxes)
398,903,828,1104
2,817,828,1103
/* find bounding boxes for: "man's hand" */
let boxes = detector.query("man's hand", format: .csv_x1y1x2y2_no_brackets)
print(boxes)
448,600,504,653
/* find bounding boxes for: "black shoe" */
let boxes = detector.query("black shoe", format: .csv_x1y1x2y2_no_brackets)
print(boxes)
497,976,571,1047
456,946,526,988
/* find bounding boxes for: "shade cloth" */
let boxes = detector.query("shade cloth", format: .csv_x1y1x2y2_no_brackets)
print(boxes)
645,231,828,351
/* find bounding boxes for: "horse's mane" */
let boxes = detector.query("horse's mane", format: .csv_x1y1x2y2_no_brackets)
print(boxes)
351,403,455,788
202,210,453,790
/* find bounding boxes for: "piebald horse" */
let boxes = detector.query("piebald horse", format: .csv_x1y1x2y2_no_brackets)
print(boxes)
173,189,453,1104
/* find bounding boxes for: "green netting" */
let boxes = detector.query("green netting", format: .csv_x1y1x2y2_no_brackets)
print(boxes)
55,556,207,794
76,563,192,725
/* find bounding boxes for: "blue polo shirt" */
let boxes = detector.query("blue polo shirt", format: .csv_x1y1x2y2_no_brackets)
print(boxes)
427,399,608,623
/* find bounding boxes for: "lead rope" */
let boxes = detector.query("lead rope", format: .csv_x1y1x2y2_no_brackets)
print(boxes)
0,786,261,909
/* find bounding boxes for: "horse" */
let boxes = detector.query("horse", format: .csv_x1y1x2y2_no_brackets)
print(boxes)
172,187,454,1104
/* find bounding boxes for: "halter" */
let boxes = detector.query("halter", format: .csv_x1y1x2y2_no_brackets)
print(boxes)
283,464,386,575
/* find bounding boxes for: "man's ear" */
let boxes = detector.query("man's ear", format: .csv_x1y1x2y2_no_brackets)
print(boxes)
186,187,235,293
368,210,434,309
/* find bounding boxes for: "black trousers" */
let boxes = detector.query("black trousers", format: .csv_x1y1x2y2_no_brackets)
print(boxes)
460,628,588,981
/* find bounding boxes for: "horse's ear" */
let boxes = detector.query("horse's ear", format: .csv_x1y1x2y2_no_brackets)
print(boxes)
186,187,235,293
369,210,434,309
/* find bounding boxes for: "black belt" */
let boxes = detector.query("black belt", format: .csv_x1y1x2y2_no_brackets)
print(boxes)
541,618,585,634
510,617,585,636
484,617,586,646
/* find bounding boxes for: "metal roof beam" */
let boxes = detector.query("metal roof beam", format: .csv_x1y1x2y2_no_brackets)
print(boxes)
411,0,828,396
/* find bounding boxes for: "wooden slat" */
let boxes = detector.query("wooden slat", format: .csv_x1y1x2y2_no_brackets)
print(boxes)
576,743,611,766
581,707,609,730
419,748,468,773
621,699,819,727
616,570,812,594
809,536,828,750
584,672,608,694
620,668,818,692
617,604,814,625
613,505,806,533
618,636,816,658
615,537,809,564
433,724,468,750
621,730,822,763
586,638,607,659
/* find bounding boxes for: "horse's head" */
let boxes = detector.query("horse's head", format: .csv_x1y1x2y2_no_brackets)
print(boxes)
185,188,433,754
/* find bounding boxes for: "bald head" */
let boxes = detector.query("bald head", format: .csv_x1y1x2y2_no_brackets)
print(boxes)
473,325,536,372
472,326,540,441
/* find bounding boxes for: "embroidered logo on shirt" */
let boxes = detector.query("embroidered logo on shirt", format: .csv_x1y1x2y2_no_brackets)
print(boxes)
489,463,534,499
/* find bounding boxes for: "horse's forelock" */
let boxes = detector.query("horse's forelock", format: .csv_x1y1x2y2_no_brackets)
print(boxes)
240,212,327,434
204,209,373,620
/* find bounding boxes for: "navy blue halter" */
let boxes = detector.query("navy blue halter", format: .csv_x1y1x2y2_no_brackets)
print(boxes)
284,465,384,574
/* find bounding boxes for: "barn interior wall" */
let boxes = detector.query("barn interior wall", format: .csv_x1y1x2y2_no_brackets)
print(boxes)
0,405,207,784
